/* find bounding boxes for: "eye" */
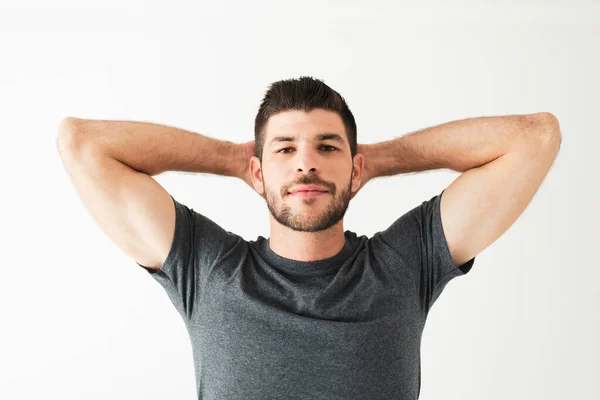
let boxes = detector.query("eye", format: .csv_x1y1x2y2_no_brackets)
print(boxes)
277,145,338,154
321,145,338,151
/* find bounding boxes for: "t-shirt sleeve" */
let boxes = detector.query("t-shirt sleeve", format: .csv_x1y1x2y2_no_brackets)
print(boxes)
137,195,242,321
372,189,475,314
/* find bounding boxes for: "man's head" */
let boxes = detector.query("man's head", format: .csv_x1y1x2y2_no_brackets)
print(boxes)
249,76,364,233
254,76,358,162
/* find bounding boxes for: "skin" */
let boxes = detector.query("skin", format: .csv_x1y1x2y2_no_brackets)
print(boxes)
248,109,365,262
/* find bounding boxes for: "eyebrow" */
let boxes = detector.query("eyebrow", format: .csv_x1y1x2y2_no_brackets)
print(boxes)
269,133,346,147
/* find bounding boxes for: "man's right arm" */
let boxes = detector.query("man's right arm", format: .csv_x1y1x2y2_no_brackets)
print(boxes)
56,117,245,271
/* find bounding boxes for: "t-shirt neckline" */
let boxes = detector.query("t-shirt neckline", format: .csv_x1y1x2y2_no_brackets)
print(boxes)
259,234,354,277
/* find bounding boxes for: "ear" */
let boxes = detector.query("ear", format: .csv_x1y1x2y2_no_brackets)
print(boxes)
249,156,266,199
351,153,365,194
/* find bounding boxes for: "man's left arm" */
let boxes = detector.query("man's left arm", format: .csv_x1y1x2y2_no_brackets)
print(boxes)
362,112,562,267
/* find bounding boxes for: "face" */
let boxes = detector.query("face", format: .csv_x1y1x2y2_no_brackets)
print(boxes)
250,109,363,233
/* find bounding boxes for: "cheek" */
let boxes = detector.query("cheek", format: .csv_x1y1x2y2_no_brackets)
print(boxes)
265,171,285,187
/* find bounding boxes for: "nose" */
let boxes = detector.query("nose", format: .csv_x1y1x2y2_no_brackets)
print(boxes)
293,150,320,175
297,167,317,173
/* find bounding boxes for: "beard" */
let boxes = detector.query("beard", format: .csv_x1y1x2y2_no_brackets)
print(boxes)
263,173,353,233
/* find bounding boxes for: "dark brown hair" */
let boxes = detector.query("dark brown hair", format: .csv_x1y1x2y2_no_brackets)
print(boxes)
254,76,357,161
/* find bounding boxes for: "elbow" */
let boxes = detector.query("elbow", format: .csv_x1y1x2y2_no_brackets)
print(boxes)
57,117,79,137
56,117,83,153
532,112,562,149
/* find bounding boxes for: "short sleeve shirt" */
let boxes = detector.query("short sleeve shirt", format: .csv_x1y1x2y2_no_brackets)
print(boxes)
140,189,474,399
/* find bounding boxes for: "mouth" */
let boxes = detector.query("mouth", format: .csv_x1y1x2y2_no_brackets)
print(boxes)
288,190,329,198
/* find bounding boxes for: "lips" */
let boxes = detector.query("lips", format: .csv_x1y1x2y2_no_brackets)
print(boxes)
289,191,328,198
288,185,328,194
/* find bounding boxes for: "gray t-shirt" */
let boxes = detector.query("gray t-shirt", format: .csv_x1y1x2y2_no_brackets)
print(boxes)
140,189,474,399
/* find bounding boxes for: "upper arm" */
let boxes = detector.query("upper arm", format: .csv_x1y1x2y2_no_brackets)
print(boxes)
57,129,175,272
439,113,561,267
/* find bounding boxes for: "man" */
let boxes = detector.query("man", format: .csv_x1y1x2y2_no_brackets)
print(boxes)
56,76,561,399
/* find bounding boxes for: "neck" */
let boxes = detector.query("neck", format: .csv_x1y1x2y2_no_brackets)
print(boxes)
268,222,345,262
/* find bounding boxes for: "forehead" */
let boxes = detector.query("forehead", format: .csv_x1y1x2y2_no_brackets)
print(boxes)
265,109,346,146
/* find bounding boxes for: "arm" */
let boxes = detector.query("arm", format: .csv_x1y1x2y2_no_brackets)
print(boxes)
60,117,246,177
362,112,562,267
56,117,247,270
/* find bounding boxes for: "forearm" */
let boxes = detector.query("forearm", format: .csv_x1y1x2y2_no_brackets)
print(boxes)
365,112,556,177
59,117,244,177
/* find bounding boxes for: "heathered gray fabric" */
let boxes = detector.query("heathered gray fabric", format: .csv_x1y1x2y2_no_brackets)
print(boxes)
139,189,474,399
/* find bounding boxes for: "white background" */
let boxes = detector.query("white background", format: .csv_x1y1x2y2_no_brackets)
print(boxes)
1,0,598,399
